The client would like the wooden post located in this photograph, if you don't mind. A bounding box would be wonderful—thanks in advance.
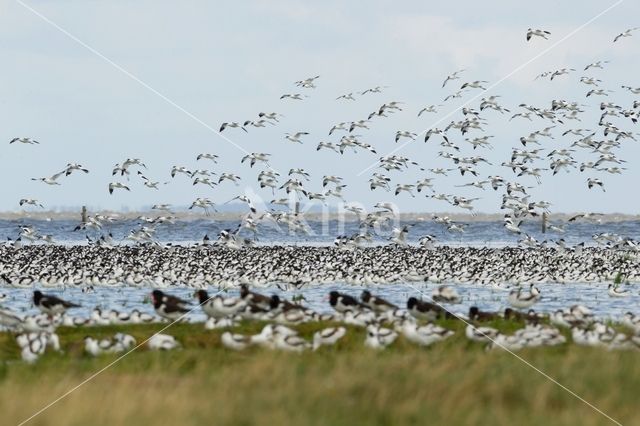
[541,212,547,234]
[81,206,87,223]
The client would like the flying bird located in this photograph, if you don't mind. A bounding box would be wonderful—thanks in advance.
[613,27,639,42]
[418,105,441,116]
[19,199,44,208]
[219,122,247,132]
[295,75,320,88]
[285,132,310,144]
[108,182,130,194]
[10,137,39,145]
[442,69,465,88]
[526,28,551,41]
[64,163,90,176]
[31,171,65,186]
[584,60,609,71]
[280,93,306,100]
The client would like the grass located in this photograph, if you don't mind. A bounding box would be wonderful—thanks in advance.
[0,319,638,426]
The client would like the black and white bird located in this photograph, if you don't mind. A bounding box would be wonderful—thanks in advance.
[19,199,44,208]
[295,75,320,88]
[194,290,246,319]
[360,85,387,95]
[33,290,80,316]
[64,163,90,176]
[312,327,347,350]
[196,153,219,163]
[10,137,39,145]
[613,27,639,42]
[258,112,283,121]
[442,69,465,88]
[108,182,130,194]
[280,93,306,100]
[465,324,499,343]
[584,60,609,71]
[418,234,437,249]
[461,80,489,90]
[239,284,272,311]
[395,131,417,143]
[328,291,366,313]
[150,290,190,320]
[508,284,541,309]
[401,322,454,347]
[360,290,397,313]
[587,178,606,192]
[407,297,447,321]
[431,285,461,304]
[468,306,499,322]
[526,28,550,41]
[221,332,253,350]
[147,334,180,350]
[608,284,630,297]
[336,93,356,101]
[219,122,247,132]
[285,132,310,144]
[418,105,440,116]
[550,68,575,80]
[364,325,398,349]
[621,85,640,94]
[31,171,65,186]
[568,212,603,223]
[218,173,241,185]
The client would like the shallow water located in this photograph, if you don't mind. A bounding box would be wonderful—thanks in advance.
[1,281,638,322]
[2,219,639,319]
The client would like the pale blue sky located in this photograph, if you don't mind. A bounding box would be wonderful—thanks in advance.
[1,0,639,213]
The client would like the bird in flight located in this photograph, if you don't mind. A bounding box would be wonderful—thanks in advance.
[219,122,247,132]
[31,171,65,185]
[418,105,441,116]
[19,199,44,208]
[613,27,639,42]
[526,28,551,41]
[10,137,39,145]
[442,69,465,88]
[108,182,130,194]
[285,132,310,144]
[295,75,320,89]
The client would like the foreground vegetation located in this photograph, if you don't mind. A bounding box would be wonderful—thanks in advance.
[0,319,637,426]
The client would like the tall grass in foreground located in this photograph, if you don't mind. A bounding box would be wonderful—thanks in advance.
[0,320,637,425]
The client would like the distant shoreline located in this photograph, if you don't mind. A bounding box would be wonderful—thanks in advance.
[1,210,639,222]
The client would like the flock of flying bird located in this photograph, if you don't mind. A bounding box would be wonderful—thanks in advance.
[6,27,640,250]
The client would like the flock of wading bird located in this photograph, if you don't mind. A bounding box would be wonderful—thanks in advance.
[1,281,640,362]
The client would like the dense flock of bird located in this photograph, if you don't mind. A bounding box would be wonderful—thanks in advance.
[3,285,640,363]
[0,245,638,288]
[5,27,640,253]
[3,27,640,363]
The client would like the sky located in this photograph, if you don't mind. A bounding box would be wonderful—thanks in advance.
[1,0,639,214]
